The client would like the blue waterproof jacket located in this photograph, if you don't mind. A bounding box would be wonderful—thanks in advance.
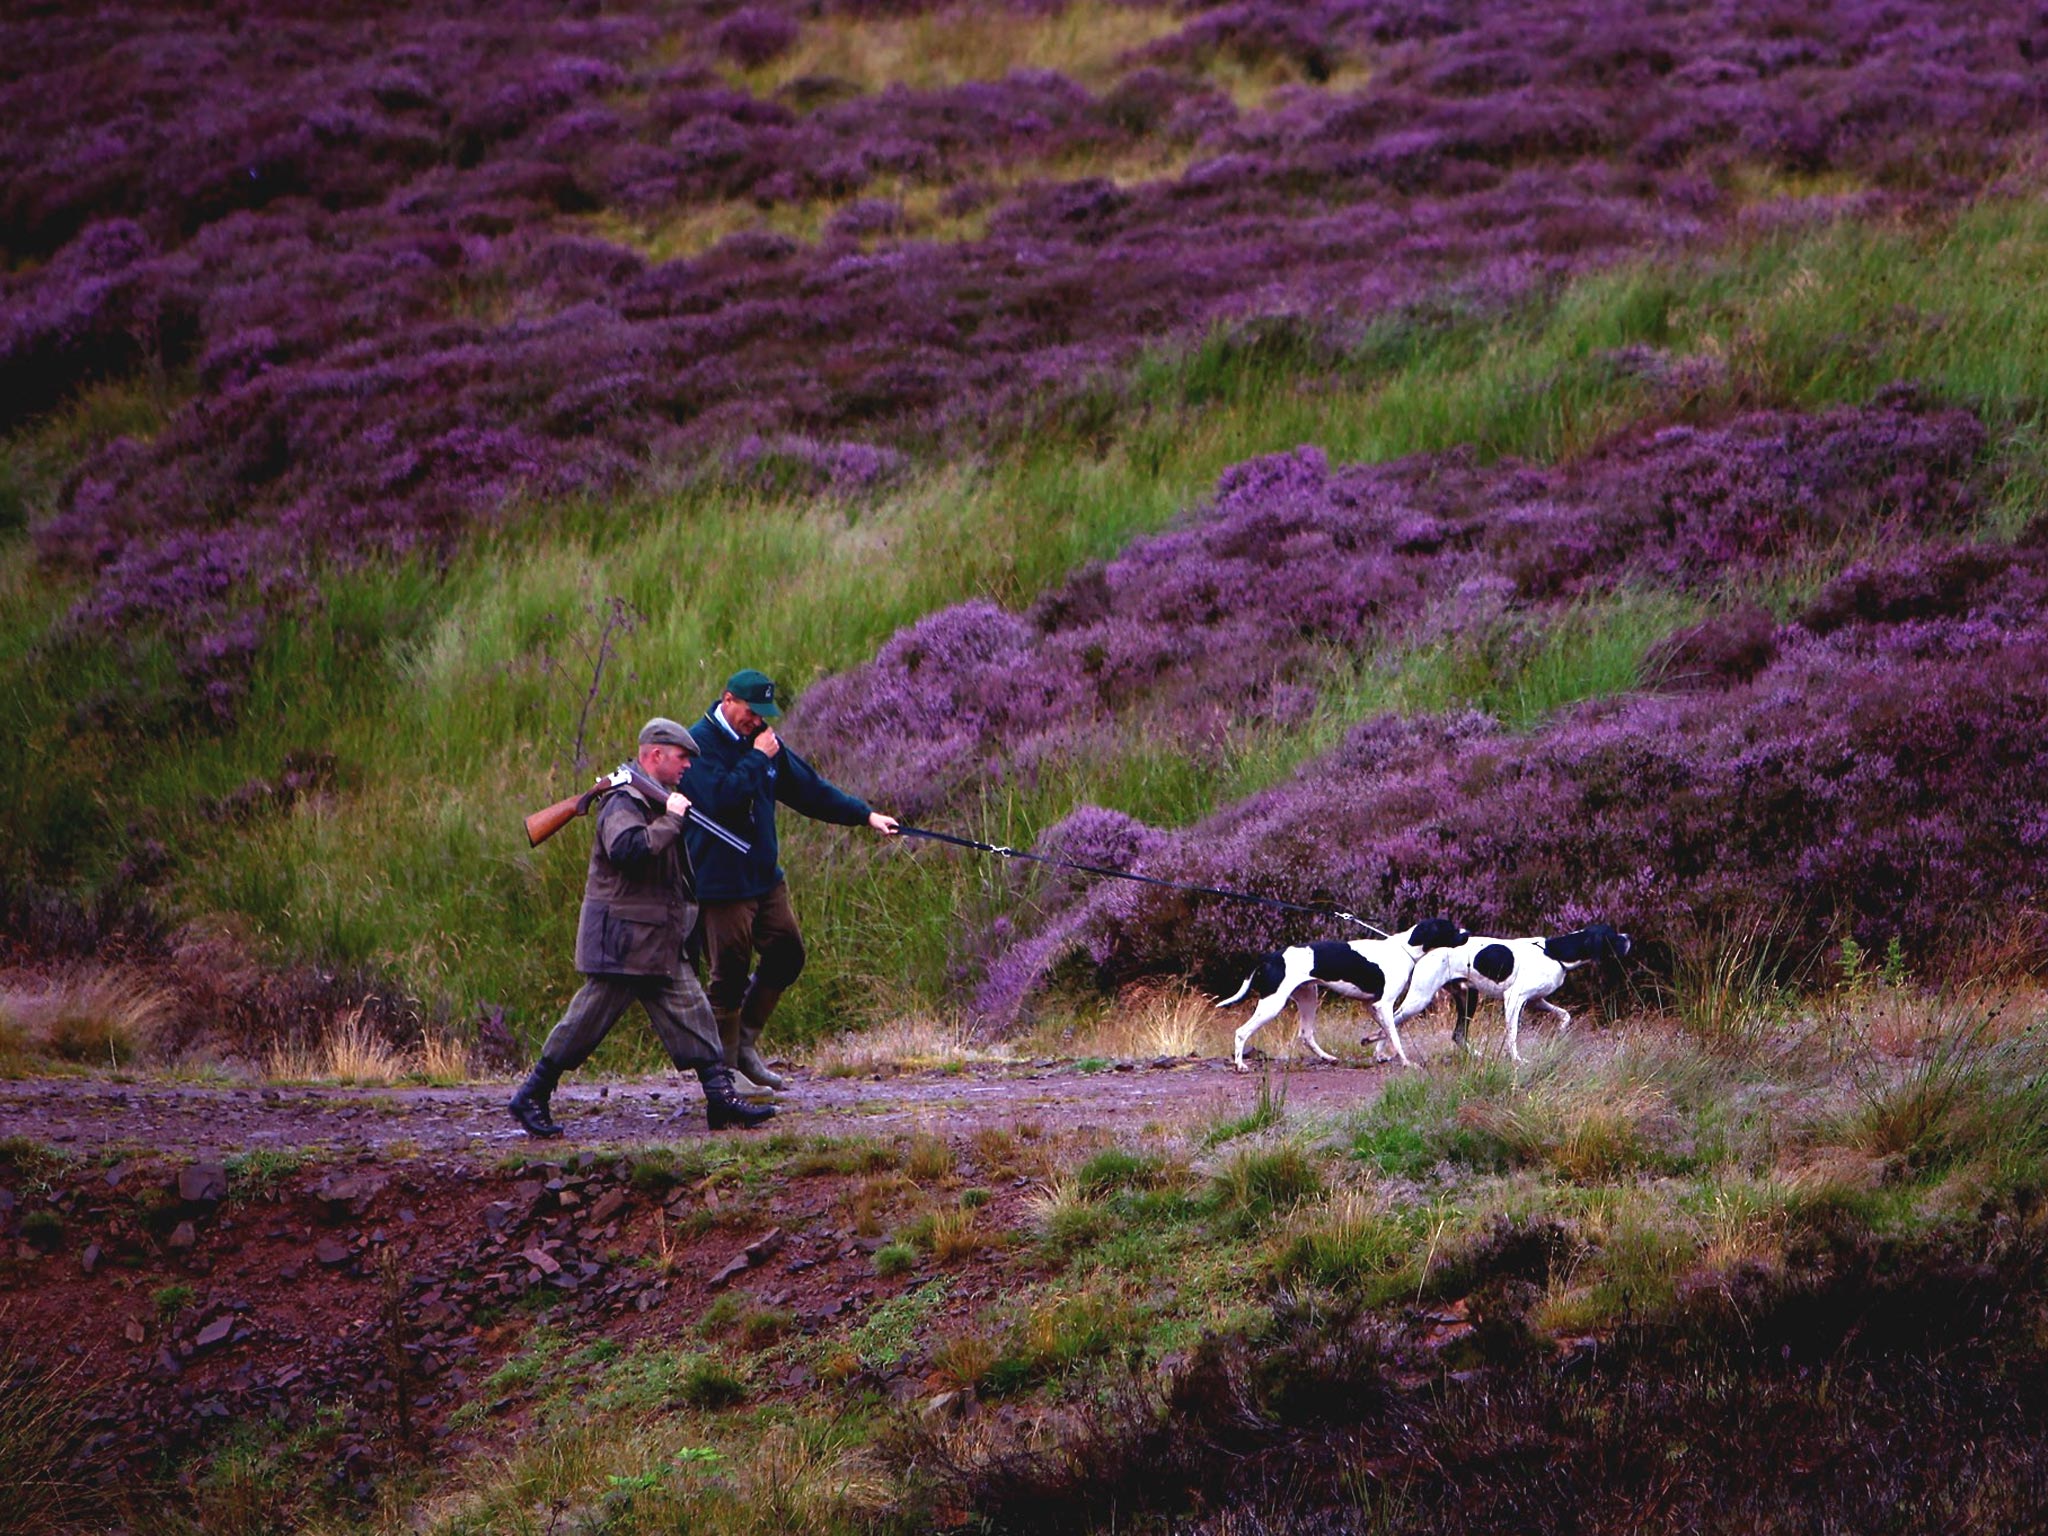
[681,704,873,900]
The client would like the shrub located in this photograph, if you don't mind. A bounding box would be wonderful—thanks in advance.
[1074,1147,1162,1197]
[1209,1144,1324,1224]
[874,1241,917,1277]
[676,1355,748,1410]
[1272,1190,1422,1294]
[983,530,2048,1017]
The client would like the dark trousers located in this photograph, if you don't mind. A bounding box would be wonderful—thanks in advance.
[539,972,721,1072]
[700,880,805,1063]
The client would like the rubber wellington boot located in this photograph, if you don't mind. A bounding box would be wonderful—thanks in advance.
[509,1057,566,1138]
[735,1044,788,1091]
[699,1062,777,1130]
[735,986,789,1089]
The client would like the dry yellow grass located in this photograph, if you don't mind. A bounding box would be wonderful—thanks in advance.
[0,969,175,1067]
[844,1172,914,1238]
[906,1131,957,1182]
[1066,981,1357,1066]
[737,1423,894,1535]
[591,138,1202,265]
[929,1329,999,1391]
[1464,1075,1672,1184]
[811,1012,1014,1077]
[728,0,1186,96]
[1021,1173,1088,1231]
[929,1205,986,1263]
[1063,981,1237,1060]
[410,1028,473,1084]
[265,1009,406,1085]
[261,1014,478,1085]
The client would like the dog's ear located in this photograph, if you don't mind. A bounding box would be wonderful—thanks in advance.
[1543,928,1597,964]
[1413,917,1465,950]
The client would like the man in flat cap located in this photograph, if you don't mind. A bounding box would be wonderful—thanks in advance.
[681,670,899,1090]
[509,717,775,1137]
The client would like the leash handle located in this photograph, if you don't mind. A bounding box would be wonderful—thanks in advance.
[896,824,1392,936]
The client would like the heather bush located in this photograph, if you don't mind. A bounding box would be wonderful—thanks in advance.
[801,401,1984,819]
[7,0,2047,711]
[979,532,2048,1018]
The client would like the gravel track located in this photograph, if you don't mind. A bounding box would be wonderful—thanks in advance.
[0,1056,1400,1159]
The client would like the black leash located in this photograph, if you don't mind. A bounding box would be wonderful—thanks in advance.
[895,824,1389,937]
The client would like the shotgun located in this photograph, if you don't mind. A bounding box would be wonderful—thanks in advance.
[524,763,752,854]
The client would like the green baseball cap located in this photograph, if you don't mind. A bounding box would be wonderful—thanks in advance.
[724,668,783,720]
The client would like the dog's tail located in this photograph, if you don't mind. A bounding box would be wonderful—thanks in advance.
[1214,974,1254,1008]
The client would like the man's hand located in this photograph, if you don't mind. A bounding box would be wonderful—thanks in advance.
[666,791,692,820]
[869,811,900,836]
[753,727,781,758]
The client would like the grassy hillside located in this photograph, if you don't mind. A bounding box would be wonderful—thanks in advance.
[8,195,2048,1056]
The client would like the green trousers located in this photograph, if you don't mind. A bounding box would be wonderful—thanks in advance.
[539,971,721,1071]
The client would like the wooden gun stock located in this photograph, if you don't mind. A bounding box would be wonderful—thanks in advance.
[525,785,599,848]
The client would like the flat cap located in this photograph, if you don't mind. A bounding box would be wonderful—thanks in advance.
[638,716,698,750]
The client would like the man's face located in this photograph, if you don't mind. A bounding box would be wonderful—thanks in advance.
[720,692,766,736]
[641,742,694,788]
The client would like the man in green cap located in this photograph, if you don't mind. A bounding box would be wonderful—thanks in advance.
[509,717,776,1138]
[682,671,899,1090]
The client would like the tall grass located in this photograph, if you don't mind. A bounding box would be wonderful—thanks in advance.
[0,1317,93,1536]
[11,196,2048,1053]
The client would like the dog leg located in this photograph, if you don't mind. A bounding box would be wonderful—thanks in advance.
[1292,987,1340,1063]
[1451,983,1476,1053]
[1534,998,1571,1034]
[1503,992,1530,1063]
[1374,999,1417,1068]
[1233,986,1296,1072]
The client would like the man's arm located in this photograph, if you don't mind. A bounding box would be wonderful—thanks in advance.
[679,743,772,825]
[771,742,887,829]
[596,790,687,869]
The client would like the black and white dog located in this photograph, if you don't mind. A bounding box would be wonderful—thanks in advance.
[1390,924,1632,1062]
[1214,919,1469,1071]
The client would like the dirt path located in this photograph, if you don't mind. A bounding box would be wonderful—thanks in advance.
[0,1056,1398,1159]
[0,1052,1413,1505]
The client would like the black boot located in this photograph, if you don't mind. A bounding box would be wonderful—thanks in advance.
[509,1057,566,1138]
[698,1062,776,1130]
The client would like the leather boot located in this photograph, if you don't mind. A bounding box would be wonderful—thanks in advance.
[698,1062,776,1130]
[509,1057,565,1138]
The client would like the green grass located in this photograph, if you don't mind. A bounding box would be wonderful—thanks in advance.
[9,195,2048,1053]
[96,1000,2048,1530]
[223,1148,313,1201]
